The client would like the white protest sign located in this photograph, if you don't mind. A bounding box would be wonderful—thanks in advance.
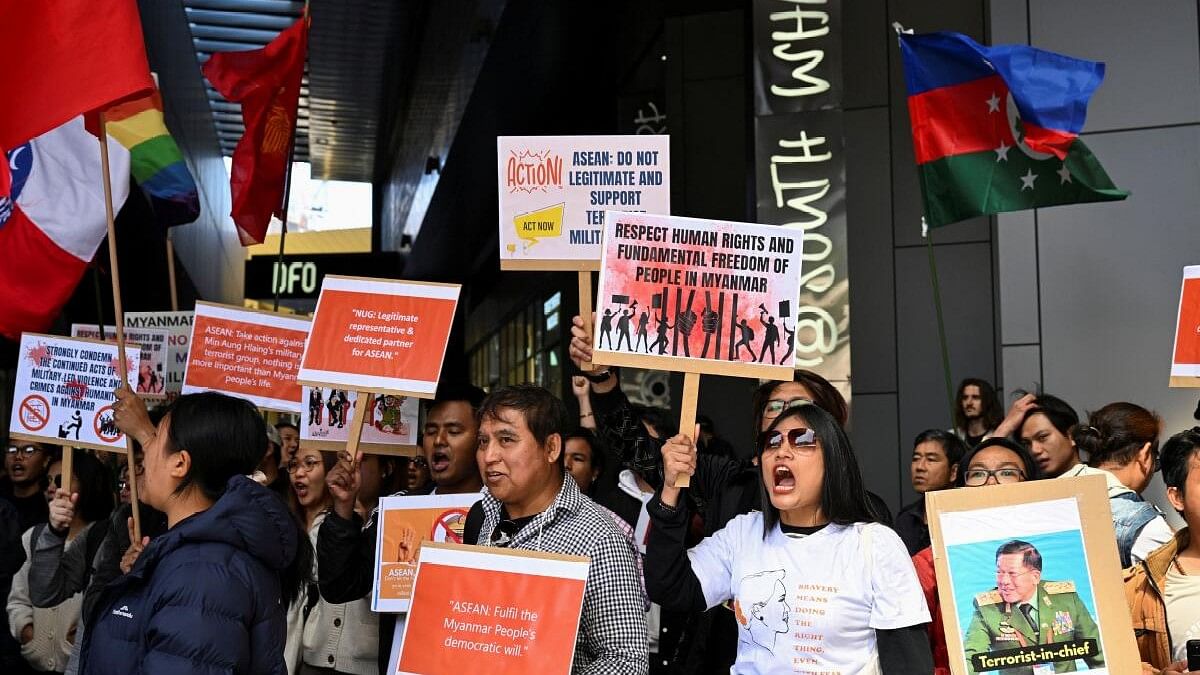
[71,325,169,399]
[9,333,140,452]
[300,385,419,454]
[126,311,194,396]
[497,135,670,271]
[591,211,804,380]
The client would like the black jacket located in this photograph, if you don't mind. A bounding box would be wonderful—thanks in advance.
[78,477,300,675]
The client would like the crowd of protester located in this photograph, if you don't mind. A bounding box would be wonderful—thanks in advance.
[1,313,1198,674]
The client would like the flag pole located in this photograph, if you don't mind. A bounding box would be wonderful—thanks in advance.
[166,234,179,311]
[98,112,142,541]
[924,223,957,428]
[272,138,297,312]
[92,268,107,341]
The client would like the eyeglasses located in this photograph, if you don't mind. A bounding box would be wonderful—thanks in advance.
[285,457,323,474]
[759,427,818,453]
[762,397,812,420]
[6,445,41,457]
[996,568,1036,581]
[963,468,1026,486]
[118,481,129,491]
[410,456,429,469]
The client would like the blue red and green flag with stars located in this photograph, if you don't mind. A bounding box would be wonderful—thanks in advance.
[898,30,1128,227]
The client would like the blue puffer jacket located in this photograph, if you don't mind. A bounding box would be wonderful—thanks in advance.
[78,476,300,675]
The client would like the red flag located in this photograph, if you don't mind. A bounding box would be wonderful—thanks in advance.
[0,0,153,149]
[202,17,308,246]
[0,146,10,202]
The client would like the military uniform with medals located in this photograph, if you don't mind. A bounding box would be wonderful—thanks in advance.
[961,580,1105,674]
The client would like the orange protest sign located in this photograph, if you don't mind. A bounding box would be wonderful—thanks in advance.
[1170,265,1200,387]
[398,543,589,675]
[182,302,310,413]
[372,494,480,612]
[298,276,460,397]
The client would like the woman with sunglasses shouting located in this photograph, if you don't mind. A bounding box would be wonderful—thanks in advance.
[645,402,933,674]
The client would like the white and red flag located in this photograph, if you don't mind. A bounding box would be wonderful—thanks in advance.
[0,119,131,340]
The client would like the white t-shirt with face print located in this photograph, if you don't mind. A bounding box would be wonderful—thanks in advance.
[687,513,930,675]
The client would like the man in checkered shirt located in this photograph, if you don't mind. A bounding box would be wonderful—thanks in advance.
[472,384,649,674]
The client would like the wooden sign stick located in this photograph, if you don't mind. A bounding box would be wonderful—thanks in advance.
[578,271,594,371]
[345,392,371,466]
[674,371,701,488]
[98,113,141,541]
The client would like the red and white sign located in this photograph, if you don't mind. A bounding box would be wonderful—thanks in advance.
[298,276,460,397]
[397,543,589,675]
[8,333,140,452]
[591,211,804,380]
[182,302,310,412]
[1171,265,1200,382]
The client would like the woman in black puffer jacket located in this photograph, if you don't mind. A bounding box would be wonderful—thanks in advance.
[78,390,311,675]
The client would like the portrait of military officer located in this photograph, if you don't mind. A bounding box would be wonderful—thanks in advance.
[962,540,1105,674]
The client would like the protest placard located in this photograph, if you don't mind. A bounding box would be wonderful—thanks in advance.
[1169,265,1200,387]
[397,542,589,675]
[71,324,169,399]
[298,276,460,398]
[926,475,1139,675]
[591,211,804,486]
[591,211,803,380]
[126,311,194,397]
[182,302,309,413]
[301,385,419,455]
[373,495,483,613]
[8,333,140,452]
[497,135,670,272]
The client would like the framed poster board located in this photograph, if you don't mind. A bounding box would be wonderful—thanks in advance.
[926,475,1139,675]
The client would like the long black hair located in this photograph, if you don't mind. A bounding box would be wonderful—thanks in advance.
[757,403,877,537]
[163,392,312,605]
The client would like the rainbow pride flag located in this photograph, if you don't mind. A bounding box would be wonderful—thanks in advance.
[105,88,199,226]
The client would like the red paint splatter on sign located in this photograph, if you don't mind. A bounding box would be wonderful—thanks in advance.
[25,343,50,367]
[64,379,88,401]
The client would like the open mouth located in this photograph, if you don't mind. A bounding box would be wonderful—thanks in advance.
[484,470,505,484]
[293,481,309,499]
[430,452,451,472]
[772,465,796,493]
